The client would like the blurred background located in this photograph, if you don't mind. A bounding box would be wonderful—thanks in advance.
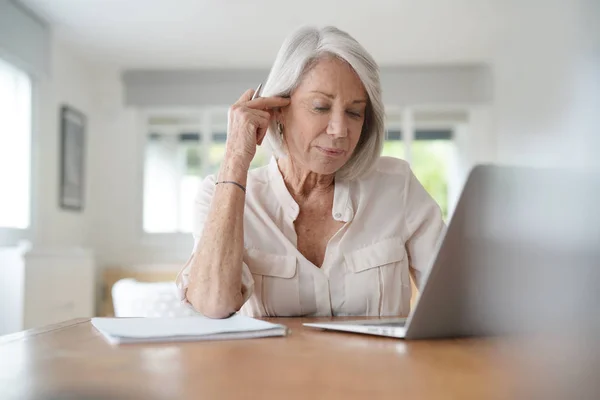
[0,0,598,334]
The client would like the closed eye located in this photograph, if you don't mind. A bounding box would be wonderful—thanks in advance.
[347,110,363,118]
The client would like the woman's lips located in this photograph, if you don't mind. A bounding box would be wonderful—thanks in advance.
[317,146,345,157]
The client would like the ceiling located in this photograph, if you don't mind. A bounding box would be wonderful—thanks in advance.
[20,0,501,69]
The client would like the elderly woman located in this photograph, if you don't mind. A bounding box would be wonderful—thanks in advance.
[177,26,445,318]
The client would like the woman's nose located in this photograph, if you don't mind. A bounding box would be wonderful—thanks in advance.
[326,114,349,138]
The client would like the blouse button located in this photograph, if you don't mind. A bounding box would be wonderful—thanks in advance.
[334,212,342,219]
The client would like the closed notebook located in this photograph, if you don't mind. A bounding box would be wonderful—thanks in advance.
[91,315,289,345]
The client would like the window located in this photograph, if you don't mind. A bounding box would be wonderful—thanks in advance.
[0,58,32,229]
[143,108,461,232]
[143,111,270,234]
[383,129,453,218]
[384,109,462,220]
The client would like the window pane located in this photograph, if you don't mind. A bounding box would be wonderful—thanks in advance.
[179,174,200,233]
[207,134,270,176]
[0,59,32,229]
[382,140,405,160]
[206,139,226,177]
[250,144,271,170]
[143,124,273,233]
[411,140,453,219]
[143,134,183,233]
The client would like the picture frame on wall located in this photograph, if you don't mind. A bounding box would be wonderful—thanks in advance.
[59,105,86,211]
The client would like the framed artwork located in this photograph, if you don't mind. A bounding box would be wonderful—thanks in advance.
[59,105,86,211]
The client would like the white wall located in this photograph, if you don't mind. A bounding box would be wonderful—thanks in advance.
[447,106,496,217]
[0,0,49,78]
[123,65,492,107]
[87,90,194,268]
[39,41,197,268]
[491,1,600,170]
[31,38,101,248]
[573,0,600,170]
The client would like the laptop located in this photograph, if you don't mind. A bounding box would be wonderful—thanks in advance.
[304,164,600,339]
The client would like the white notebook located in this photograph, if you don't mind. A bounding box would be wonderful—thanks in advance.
[91,315,289,345]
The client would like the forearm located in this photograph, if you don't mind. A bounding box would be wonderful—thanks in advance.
[187,156,249,317]
[184,86,289,317]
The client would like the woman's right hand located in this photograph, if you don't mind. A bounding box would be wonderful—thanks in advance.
[224,88,290,169]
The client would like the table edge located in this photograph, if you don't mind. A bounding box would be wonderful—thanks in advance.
[0,318,91,344]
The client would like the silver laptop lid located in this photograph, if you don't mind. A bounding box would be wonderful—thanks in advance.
[405,164,600,339]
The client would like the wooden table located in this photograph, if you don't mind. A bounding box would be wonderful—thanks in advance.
[1,318,598,400]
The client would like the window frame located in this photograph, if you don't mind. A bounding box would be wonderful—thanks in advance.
[137,107,231,241]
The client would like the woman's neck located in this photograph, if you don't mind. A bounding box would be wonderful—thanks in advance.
[277,157,335,201]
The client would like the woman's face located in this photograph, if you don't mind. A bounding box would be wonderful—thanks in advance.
[279,56,368,175]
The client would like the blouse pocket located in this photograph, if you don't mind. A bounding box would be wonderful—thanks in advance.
[344,237,410,316]
[243,248,300,317]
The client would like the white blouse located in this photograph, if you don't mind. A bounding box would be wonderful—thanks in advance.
[177,156,445,317]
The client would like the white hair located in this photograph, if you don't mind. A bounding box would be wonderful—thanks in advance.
[261,26,385,181]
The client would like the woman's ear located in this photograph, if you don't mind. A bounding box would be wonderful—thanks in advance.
[272,106,285,123]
